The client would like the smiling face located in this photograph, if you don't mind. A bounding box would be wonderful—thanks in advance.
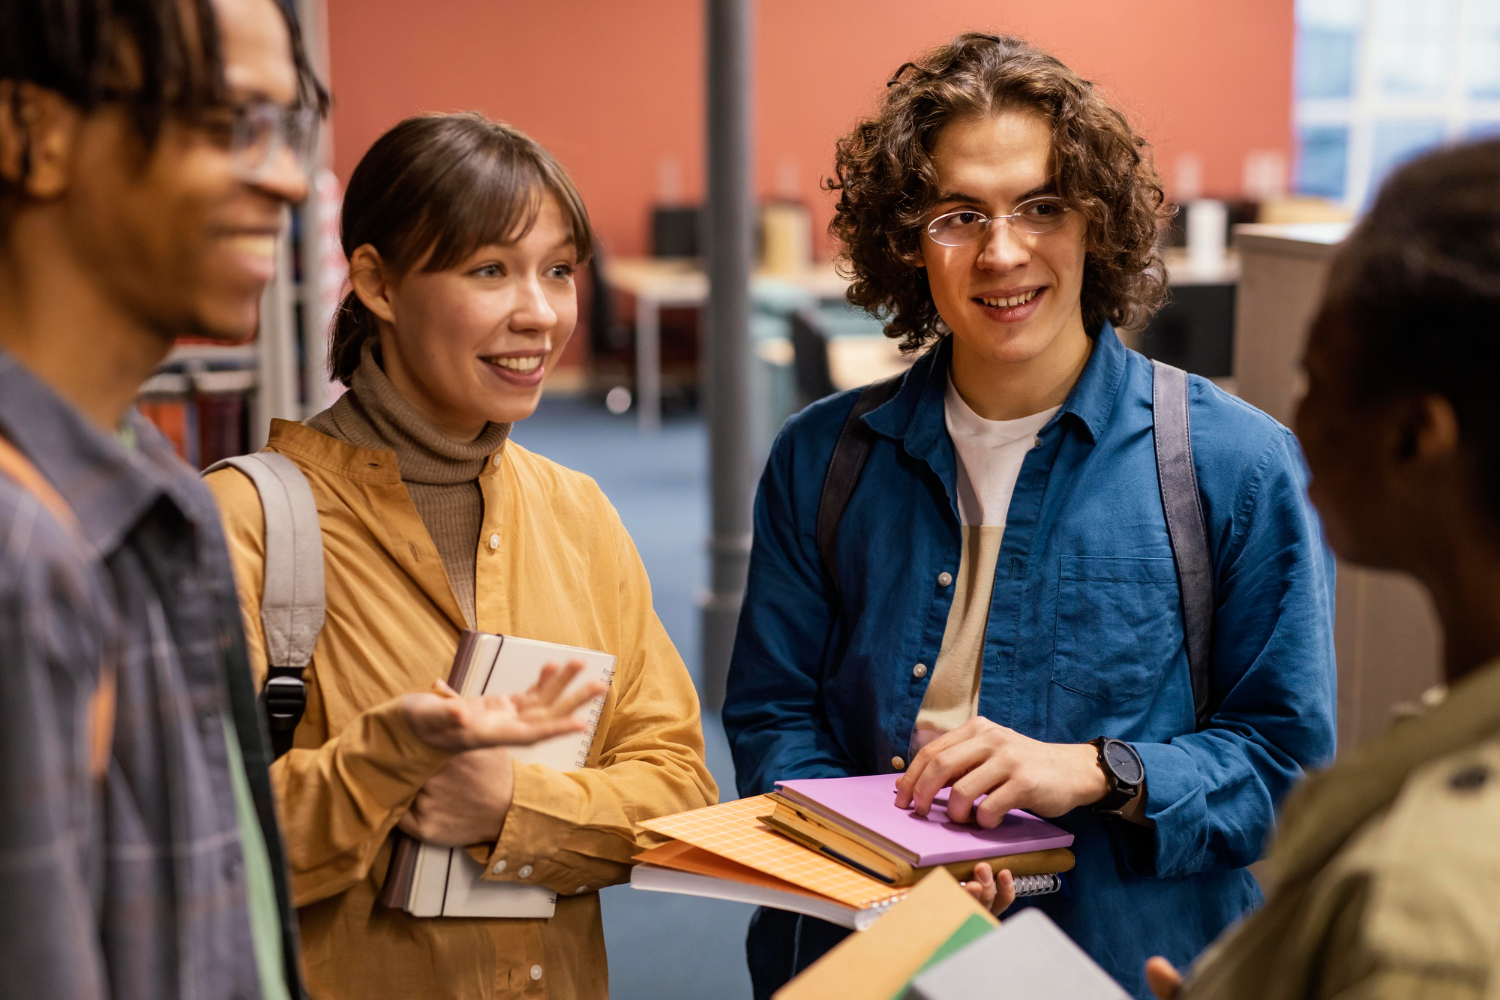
[66,0,308,344]
[920,110,1090,380]
[359,195,580,439]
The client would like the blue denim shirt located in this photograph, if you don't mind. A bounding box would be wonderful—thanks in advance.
[724,326,1337,998]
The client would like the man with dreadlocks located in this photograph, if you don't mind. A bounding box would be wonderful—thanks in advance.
[0,2,592,998]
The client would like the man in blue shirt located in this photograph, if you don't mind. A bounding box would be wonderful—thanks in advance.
[723,33,1336,1000]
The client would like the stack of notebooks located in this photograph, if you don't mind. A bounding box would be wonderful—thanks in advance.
[632,773,1074,930]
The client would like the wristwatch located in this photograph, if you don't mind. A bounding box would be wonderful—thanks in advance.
[1090,737,1145,816]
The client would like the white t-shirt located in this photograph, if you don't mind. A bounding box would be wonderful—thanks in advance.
[943,376,1059,528]
[911,379,1059,749]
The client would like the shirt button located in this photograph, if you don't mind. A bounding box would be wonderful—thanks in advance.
[937,572,953,587]
[912,663,928,679]
[488,533,500,550]
[492,860,507,874]
[891,756,906,770]
[517,864,534,879]
[492,453,503,467]
[530,965,543,981]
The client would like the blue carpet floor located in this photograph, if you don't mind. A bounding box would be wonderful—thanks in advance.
[510,395,755,1000]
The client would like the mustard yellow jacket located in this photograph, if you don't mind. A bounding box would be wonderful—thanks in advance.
[206,419,717,1000]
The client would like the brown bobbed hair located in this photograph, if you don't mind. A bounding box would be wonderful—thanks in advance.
[827,32,1170,351]
[329,111,594,385]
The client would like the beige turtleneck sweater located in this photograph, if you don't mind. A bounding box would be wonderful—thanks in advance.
[305,341,510,629]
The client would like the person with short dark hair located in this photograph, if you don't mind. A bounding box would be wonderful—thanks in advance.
[1148,137,1500,1000]
[723,33,1337,998]
[0,3,593,998]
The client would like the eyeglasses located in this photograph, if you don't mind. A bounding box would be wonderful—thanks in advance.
[924,196,1071,247]
[222,101,320,183]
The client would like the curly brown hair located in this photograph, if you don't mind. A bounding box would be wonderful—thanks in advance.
[826,32,1170,351]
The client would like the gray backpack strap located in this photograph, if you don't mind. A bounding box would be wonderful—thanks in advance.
[204,453,325,757]
[1151,361,1215,729]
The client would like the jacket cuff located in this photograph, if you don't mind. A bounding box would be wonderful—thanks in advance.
[473,763,609,895]
[1129,741,1209,878]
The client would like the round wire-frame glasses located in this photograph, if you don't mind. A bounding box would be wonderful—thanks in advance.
[924,196,1071,247]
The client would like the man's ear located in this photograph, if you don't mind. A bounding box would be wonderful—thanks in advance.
[348,244,398,325]
[0,82,80,200]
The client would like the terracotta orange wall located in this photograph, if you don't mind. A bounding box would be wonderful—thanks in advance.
[326,0,1293,258]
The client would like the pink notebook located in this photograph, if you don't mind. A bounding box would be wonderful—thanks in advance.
[773,773,1075,867]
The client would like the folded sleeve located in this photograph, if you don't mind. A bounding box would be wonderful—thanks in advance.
[1131,427,1338,878]
[722,411,863,797]
[205,468,453,907]
[476,507,718,895]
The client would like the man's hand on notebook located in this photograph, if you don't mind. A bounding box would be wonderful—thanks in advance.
[894,717,1109,825]
[959,861,1017,915]
[403,660,607,753]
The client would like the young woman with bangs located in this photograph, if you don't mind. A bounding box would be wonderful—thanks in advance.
[206,112,716,1000]
[724,34,1336,999]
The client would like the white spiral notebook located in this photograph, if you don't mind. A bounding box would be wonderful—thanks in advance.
[380,631,614,918]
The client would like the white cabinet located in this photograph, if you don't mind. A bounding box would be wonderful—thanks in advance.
[1234,223,1443,751]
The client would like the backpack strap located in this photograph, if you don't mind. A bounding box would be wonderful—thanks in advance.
[1151,361,1216,729]
[0,434,116,780]
[205,453,325,758]
[815,376,904,598]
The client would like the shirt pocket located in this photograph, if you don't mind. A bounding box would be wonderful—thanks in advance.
[1051,555,1181,705]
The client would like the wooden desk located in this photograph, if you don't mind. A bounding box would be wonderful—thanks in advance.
[604,257,849,432]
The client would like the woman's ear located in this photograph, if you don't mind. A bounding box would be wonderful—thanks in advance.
[1394,393,1461,464]
[348,244,398,325]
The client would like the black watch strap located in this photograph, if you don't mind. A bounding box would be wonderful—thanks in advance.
[1091,737,1142,815]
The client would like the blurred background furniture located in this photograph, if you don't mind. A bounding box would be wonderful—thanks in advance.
[1233,222,1443,751]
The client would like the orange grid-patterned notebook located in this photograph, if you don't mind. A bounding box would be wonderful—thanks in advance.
[638,795,905,911]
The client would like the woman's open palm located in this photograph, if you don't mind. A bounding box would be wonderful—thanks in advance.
[403,660,607,753]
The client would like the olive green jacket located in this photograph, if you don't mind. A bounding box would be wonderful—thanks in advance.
[1184,659,1500,1000]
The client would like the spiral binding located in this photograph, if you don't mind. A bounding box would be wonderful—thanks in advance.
[866,871,1061,918]
[574,660,616,767]
[1013,873,1063,897]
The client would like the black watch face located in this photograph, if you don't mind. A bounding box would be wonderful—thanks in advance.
[1104,741,1144,785]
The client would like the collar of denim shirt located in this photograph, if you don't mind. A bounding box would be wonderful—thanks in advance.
[863,321,1130,472]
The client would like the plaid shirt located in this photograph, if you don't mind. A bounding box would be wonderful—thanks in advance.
[0,347,302,1000]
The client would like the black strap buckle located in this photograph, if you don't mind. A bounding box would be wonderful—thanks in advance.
[263,669,306,732]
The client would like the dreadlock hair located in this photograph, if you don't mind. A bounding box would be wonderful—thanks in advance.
[0,0,326,179]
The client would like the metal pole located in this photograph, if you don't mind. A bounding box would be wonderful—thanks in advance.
[699,0,754,711]
[296,0,334,418]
